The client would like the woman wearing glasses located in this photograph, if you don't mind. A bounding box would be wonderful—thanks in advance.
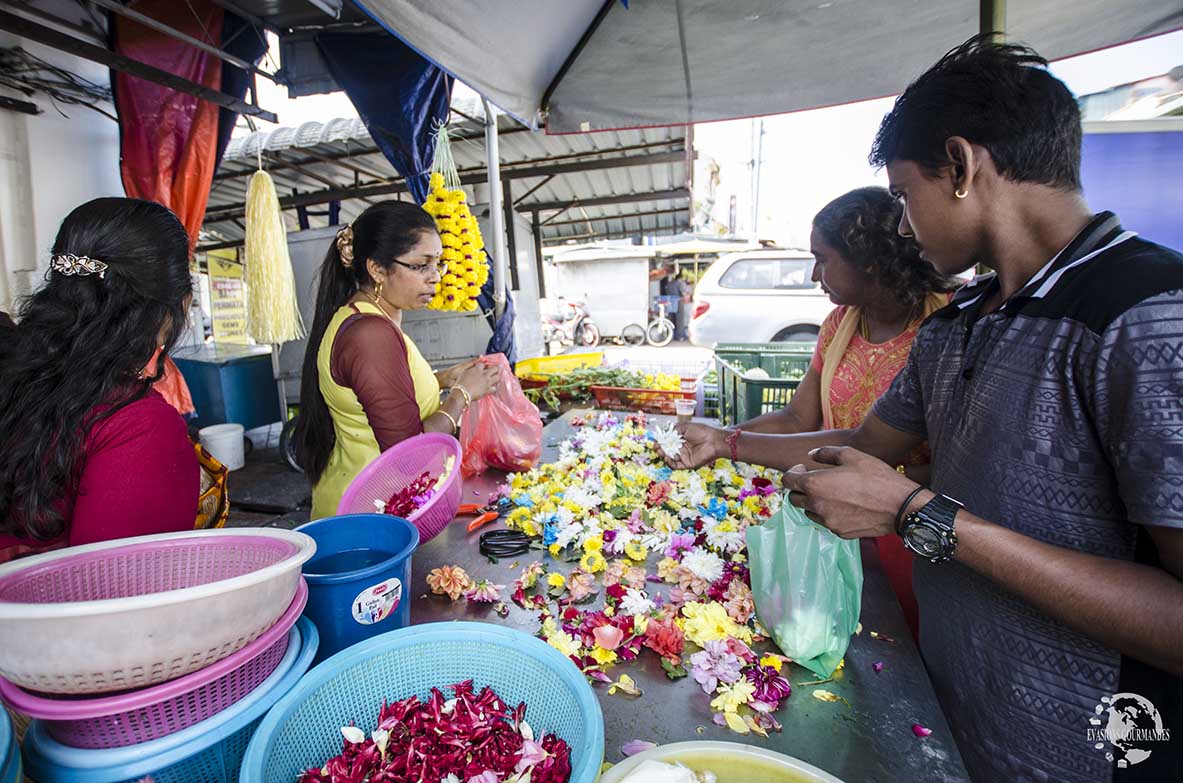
[295,201,500,519]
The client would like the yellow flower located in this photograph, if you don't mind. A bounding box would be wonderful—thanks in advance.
[547,631,581,658]
[649,509,679,534]
[429,172,445,190]
[580,551,606,573]
[656,557,680,582]
[759,654,783,672]
[546,572,567,589]
[506,506,532,528]
[583,534,604,553]
[590,646,618,667]
[548,543,562,557]
[681,601,752,646]
[710,680,756,714]
[633,614,650,635]
[624,540,648,561]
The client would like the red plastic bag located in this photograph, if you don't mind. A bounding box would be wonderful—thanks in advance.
[459,354,543,477]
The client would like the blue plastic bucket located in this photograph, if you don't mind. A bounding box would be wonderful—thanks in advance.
[297,513,419,663]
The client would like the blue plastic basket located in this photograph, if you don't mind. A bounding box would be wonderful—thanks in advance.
[241,622,605,783]
[21,618,317,783]
[0,707,19,783]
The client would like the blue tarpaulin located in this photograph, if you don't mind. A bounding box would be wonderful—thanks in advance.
[315,31,452,203]
[316,31,516,360]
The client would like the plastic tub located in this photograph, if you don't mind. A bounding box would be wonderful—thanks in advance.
[599,741,846,783]
[336,432,463,543]
[240,622,603,783]
[0,528,315,694]
[1,580,308,749]
[0,706,18,783]
[297,514,419,663]
[20,617,317,783]
[199,423,245,470]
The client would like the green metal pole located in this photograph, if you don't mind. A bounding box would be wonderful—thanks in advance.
[980,0,1007,38]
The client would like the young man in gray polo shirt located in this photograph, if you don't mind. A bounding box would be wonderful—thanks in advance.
[671,35,1181,783]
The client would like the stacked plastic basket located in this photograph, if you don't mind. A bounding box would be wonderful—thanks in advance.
[0,529,319,783]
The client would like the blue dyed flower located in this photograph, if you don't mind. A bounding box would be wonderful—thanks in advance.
[654,466,672,482]
[705,497,728,521]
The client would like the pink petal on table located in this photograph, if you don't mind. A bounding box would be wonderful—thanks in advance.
[589,670,612,683]
[593,624,625,651]
[621,740,657,757]
[912,723,932,738]
[873,661,885,673]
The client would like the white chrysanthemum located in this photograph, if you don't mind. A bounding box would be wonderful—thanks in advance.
[706,526,746,554]
[553,522,584,550]
[682,548,725,582]
[713,466,736,485]
[619,588,656,616]
[653,424,684,458]
[564,485,602,512]
[673,474,708,508]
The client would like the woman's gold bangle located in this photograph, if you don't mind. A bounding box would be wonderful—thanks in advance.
[439,409,459,435]
[449,385,472,407]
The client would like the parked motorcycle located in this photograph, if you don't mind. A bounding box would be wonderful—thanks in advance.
[543,300,601,349]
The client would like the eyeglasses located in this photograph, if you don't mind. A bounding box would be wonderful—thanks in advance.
[392,259,448,276]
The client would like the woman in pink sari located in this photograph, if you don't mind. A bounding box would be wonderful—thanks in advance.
[737,187,958,638]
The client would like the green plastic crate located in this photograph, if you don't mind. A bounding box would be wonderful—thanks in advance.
[713,342,815,375]
[716,353,812,426]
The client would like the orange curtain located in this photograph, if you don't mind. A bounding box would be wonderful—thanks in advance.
[112,0,223,253]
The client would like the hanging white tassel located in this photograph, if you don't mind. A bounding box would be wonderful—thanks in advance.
[244,169,305,343]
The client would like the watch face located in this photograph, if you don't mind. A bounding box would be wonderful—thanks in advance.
[905,523,943,557]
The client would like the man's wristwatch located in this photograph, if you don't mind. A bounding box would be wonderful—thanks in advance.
[898,493,963,563]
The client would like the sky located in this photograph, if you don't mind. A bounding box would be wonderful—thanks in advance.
[693,29,1183,246]
[242,29,1183,247]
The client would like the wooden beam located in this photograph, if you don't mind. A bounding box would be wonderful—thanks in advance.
[0,9,277,122]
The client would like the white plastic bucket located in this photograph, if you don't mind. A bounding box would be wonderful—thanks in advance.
[199,423,246,471]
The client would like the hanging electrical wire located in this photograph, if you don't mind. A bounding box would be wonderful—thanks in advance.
[0,46,116,121]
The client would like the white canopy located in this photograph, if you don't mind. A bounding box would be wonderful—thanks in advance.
[355,0,1183,132]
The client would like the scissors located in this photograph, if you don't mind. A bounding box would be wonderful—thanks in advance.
[457,497,511,533]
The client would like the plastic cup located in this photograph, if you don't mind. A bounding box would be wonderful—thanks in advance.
[674,398,696,423]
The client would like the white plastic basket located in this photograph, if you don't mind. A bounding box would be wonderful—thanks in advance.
[0,529,315,695]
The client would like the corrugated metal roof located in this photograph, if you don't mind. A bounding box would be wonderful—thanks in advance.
[201,112,690,248]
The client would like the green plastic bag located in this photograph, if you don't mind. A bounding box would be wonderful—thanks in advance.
[746,498,863,677]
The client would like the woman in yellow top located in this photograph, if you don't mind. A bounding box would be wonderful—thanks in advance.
[294,201,499,519]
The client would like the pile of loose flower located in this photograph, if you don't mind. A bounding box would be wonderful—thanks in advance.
[299,681,571,783]
[375,455,455,518]
[427,413,794,736]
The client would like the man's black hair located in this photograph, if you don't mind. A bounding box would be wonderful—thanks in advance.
[870,34,1082,190]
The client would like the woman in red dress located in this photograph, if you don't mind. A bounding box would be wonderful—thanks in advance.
[0,198,199,563]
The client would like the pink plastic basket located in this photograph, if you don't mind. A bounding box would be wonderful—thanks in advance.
[336,432,463,543]
[0,579,308,749]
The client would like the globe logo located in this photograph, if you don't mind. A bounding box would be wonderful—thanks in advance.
[1087,692,1171,768]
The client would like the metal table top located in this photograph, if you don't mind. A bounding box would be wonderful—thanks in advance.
[410,409,970,783]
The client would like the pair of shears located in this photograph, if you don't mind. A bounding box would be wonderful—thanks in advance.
[457,498,509,533]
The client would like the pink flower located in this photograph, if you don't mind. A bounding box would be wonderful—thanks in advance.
[647,481,672,506]
[642,617,685,663]
[723,579,755,624]
[516,739,549,772]
[602,560,628,587]
[593,624,625,651]
[664,532,696,560]
[464,579,504,603]
[468,774,499,783]
[744,664,792,705]
[912,723,933,738]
